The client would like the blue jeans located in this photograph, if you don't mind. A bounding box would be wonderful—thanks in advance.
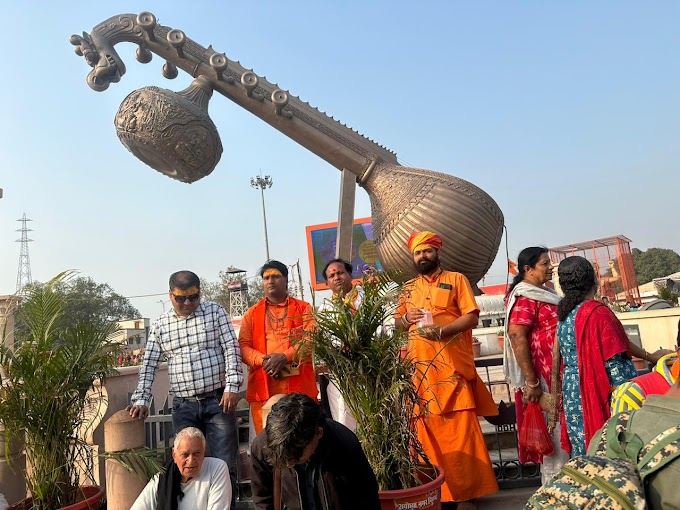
[172,395,238,505]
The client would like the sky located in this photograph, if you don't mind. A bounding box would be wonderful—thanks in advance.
[1,1,679,319]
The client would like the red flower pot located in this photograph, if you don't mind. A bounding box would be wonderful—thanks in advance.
[8,485,104,510]
[472,340,482,358]
[379,465,445,510]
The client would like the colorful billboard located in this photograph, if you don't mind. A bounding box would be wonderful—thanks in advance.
[305,217,383,291]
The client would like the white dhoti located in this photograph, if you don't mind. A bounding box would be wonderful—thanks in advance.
[326,380,356,431]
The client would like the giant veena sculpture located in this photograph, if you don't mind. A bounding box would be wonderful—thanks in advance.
[71,12,504,283]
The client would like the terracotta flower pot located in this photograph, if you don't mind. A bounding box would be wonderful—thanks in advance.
[379,465,445,510]
[472,340,482,359]
[497,335,504,351]
[8,486,104,510]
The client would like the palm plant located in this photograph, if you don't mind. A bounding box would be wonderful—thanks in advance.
[308,273,445,491]
[0,272,122,509]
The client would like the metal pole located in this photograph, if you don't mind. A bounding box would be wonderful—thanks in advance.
[296,259,304,301]
[250,175,273,261]
[260,185,270,260]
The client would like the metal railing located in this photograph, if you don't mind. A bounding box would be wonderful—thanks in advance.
[475,355,541,489]
[140,362,545,501]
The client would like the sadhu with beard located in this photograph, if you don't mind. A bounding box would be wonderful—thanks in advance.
[394,232,499,508]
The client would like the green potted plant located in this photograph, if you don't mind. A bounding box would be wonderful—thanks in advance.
[0,272,122,510]
[307,273,447,508]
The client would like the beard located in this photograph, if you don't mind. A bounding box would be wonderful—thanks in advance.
[415,255,439,275]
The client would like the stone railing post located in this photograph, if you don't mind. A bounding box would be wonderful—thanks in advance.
[104,410,147,510]
[0,424,26,506]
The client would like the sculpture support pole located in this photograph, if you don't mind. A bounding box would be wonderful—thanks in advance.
[335,169,356,262]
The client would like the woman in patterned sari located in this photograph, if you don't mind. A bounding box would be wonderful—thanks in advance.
[505,246,568,482]
[556,256,664,457]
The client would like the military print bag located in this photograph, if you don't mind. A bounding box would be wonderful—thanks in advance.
[525,411,680,510]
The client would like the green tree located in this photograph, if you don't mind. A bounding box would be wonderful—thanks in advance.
[201,270,265,313]
[199,278,230,309]
[247,277,265,303]
[0,272,123,508]
[658,287,679,305]
[16,276,140,336]
[632,248,680,285]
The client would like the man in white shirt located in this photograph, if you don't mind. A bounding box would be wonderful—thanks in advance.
[132,427,231,510]
[320,258,362,430]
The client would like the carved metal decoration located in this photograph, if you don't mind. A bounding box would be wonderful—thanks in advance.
[71,12,504,283]
[114,76,222,183]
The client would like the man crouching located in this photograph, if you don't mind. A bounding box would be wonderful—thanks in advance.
[251,393,380,510]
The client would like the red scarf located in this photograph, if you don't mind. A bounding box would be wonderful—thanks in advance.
[563,300,630,454]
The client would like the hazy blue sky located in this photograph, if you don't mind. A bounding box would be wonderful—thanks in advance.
[2,2,679,319]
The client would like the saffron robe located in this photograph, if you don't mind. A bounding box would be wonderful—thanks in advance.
[396,269,498,502]
[239,297,317,433]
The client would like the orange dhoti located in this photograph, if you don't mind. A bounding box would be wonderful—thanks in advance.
[416,410,498,502]
[250,377,293,435]
[396,268,499,502]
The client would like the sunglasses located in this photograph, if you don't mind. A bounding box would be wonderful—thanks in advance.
[172,293,200,303]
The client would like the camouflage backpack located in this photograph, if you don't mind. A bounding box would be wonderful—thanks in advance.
[526,411,680,510]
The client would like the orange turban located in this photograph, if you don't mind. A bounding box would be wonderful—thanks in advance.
[407,231,443,253]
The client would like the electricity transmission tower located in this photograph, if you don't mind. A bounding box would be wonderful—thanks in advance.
[15,213,33,296]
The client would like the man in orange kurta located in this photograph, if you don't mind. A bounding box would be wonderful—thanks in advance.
[395,232,499,505]
[238,260,317,434]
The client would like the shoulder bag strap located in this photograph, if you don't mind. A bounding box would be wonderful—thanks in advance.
[604,411,644,460]
[638,424,680,481]
[274,467,281,510]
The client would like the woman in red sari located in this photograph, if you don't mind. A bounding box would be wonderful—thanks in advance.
[505,246,568,483]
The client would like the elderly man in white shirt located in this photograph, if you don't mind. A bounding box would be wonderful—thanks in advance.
[131,427,230,510]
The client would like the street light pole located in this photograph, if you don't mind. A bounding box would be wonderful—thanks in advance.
[250,174,273,260]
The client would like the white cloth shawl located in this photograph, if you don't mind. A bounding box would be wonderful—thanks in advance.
[503,282,561,389]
